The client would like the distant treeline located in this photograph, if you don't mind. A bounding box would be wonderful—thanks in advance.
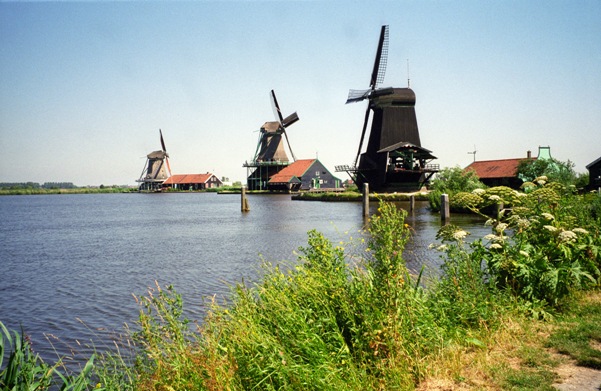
[0,182,77,190]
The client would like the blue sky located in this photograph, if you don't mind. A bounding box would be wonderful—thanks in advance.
[1,1,600,186]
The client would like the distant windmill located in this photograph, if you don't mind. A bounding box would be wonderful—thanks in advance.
[244,90,299,190]
[468,145,477,162]
[336,25,439,192]
[136,129,172,192]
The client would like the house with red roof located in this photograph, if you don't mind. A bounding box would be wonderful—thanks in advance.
[162,173,223,190]
[267,159,342,192]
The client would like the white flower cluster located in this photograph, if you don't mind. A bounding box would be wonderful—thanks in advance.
[558,230,578,243]
[452,230,469,240]
[489,195,501,202]
[572,228,589,235]
[541,212,555,221]
[483,233,504,243]
[494,223,508,234]
[472,188,486,195]
[544,225,557,232]
[490,243,503,249]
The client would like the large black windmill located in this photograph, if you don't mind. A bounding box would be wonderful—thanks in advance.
[244,90,300,190]
[137,129,172,192]
[336,25,439,192]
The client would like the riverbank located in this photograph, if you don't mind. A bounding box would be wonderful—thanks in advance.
[291,189,431,202]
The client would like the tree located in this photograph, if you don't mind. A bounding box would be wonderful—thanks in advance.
[429,166,486,193]
[516,158,578,187]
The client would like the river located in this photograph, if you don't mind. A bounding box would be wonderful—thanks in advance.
[0,192,487,368]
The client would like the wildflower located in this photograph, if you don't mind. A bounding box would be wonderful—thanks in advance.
[489,195,501,202]
[541,212,555,221]
[543,225,557,232]
[472,188,486,195]
[485,219,495,226]
[558,230,577,243]
[436,244,448,252]
[483,234,498,241]
[519,250,529,257]
[495,223,508,234]
[490,243,503,249]
[452,230,469,240]
[573,228,589,235]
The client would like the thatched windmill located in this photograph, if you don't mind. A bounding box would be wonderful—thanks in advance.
[136,129,172,192]
[336,25,439,192]
[244,90,299,190]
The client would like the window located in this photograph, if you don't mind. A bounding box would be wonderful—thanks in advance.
[315,171,320,177]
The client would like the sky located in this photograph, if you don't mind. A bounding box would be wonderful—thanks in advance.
[1,1,600,186]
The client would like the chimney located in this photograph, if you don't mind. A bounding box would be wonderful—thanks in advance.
[527,150,531,159]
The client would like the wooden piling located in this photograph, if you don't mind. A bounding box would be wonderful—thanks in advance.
[362,183,369,218]
[441,193,450,222]
[241,186,250,212]
[409,194,415,212]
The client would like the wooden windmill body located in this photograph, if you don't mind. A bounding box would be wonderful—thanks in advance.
[244,90,299,191]
[137,129,172,192]
[336,25,439,192]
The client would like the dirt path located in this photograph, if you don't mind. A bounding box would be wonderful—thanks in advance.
[552,362,601,390]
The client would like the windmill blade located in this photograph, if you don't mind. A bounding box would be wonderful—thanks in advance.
[270,89,284,124]
[282,112,299,128]
[346,89,372,104]
[369,25,389,89]
[165,156,172,177]
[353,104,372,168]
[159,128,167,152]
[283,129,296,162]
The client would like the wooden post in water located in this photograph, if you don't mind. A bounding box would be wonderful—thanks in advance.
[241,186,250,212]
[441,193,450,222]
[409,195,415,213]
[362,183,369,218]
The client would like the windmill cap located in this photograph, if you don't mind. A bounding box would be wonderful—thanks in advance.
[373,88,416,105]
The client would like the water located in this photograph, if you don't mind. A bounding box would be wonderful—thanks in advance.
[0,193,487,367]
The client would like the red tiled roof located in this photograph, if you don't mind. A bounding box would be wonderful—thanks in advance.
[268,159,316,183]
[465,158,533,179]
[163,173,215,185]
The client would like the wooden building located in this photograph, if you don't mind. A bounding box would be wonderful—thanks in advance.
[267,159,342,192]
[586,156,601,191]
[162,173,223,190]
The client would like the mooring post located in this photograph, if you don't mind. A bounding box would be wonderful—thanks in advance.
[441,193,450,222]
[362,183,369,218]
[241,186,250,212]
[409,194,415,213]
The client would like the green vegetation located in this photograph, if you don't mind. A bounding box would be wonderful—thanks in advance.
[292,190,429,202]
[516,157,587,189]
[427,166,486,211]
[0,186,136,195]
[2,181,600,390]
[0,322,97,390]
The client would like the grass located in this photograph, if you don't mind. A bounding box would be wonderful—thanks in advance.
[546,291,601,369]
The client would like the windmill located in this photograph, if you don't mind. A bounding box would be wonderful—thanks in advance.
[336,25,439,192]
[244,90,299,190]
[136,129,172,192]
